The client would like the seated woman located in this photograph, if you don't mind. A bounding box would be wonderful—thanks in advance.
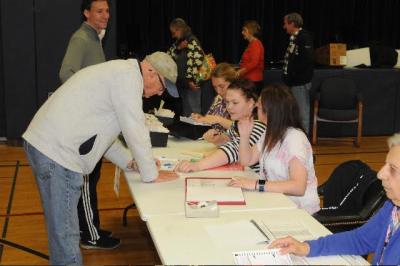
[177,79,265,173]
[191,63,236,145]
[229,83,320,214]
[270,134,400,265]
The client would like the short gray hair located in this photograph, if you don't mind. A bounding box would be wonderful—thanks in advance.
[285,12,303,28]
[388,133,400,148]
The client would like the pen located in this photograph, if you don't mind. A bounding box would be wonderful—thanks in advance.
[181,151,204,158]
[250,219,270,242]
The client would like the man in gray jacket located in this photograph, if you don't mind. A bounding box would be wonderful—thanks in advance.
[59,0,108,83]
[23,52,179,265]
[59,0,118,250]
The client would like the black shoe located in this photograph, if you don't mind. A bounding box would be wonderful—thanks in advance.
[80,229,112,239]
[98,229,112,237]
[80,236,121,250]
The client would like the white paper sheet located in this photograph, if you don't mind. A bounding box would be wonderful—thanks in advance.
[186,178,245,204]
[266,222,314,241]
[205,220,267,249]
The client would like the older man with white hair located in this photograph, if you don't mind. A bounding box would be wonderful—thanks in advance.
[23,51,179,265]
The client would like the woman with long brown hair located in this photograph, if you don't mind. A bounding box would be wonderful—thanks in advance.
[229,83,319,214]
[177,79,265,173]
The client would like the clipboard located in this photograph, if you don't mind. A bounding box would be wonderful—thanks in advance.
[185,177,246,205]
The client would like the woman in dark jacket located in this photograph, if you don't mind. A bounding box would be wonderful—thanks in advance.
[168,18,204,116]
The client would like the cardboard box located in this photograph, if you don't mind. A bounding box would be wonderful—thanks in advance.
[315,43,347,66]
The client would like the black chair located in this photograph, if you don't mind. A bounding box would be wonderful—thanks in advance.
[312,77,363,147]
[313,160,386,233]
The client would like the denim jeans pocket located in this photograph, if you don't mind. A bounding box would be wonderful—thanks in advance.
[24,141,55,182]
[65,168,83,193]
[37,161,56,181]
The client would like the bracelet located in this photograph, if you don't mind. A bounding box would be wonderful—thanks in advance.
[254,180,258,190]
[258,179,266,192]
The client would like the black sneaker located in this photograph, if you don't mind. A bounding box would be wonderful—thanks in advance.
[80,229,112,239]
[80,236,121,250]
[98,229,112,237]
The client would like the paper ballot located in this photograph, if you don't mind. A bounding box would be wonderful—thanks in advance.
[233,249,293,265]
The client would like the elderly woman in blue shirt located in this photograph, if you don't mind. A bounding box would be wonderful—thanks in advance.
[270,133,400,265]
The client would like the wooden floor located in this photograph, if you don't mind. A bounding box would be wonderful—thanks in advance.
[0,136,389,265]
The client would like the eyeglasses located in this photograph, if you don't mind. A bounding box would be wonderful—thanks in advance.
[157,74,166,93]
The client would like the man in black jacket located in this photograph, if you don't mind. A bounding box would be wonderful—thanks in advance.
[282,13,314,134]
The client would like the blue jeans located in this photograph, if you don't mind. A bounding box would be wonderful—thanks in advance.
[24,141,83,266]
[291,82,311,135]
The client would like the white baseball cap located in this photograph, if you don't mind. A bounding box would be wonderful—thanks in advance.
[145,51,179,98]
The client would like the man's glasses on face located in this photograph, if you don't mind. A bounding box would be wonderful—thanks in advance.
[157,74,166,93]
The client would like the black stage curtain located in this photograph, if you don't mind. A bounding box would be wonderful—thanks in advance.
[117,0,400,64]
[0,3,5,137]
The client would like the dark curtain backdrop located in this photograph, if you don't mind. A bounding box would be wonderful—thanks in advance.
[116,0,400,64]
[0,0,117,140]
[0,2,5,137]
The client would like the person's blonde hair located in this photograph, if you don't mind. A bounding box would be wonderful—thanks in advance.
[388,133,400,148]
[211,63,237,83]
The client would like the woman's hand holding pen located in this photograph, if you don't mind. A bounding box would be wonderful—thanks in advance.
[175,160,201,173]
[228,176,257,190]
[203,129,221,142]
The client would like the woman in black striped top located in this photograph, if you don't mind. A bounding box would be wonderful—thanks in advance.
[176,79,266,173]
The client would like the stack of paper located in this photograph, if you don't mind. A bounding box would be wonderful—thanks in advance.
[180,116,210,126]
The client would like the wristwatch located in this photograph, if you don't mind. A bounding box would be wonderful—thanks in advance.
[258,179,266,192]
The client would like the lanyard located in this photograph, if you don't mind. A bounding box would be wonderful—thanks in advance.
[379,206,400,265]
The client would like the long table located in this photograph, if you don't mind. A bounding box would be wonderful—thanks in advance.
[124,137,296,221]
[124,137,368,265]
[146,208,368,265]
